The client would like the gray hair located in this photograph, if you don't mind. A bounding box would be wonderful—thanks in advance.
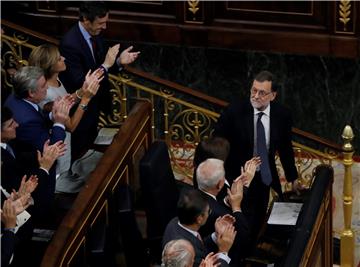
[13,66,44,99]
[161,239,194,267]
[196,158,225,191]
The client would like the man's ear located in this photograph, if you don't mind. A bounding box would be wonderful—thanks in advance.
[270,91,277,101]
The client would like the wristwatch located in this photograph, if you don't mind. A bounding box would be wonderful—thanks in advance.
[80,104,88,111]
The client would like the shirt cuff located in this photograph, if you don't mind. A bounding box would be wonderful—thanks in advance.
[53,123,65,130]
[217,252,231,264]
[39,167,49,175]
[101,64,108,73]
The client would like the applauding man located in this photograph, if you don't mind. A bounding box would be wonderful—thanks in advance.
[59,1,140,158]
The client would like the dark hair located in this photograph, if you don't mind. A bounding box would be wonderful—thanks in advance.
[177,189,208,225]
[1,107,13,128]
[254,70,277,92]
[193,137,230,168]
[79,1,109,22]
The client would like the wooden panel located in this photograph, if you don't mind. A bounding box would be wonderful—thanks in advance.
[40,101,152,267]
[1,1,359,58]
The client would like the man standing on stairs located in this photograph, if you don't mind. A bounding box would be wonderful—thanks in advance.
[214,70,302,242]
[59,1,140,160]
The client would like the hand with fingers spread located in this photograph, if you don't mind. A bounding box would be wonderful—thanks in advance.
[52,96,72,125]
[216,223,236,253]
[227,178,244,212]
[119,46,140,65]
[200,252,221,267]
[38,140,66,171]
[14,175,38,198]
[214,214,235,237]
[80,68,104,100]
[8,192,31,214]
[1,199,17,228]
[235,157,261,187]
[103,44,120,69]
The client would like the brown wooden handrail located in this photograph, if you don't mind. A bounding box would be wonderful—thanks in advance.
[1,19,344,153]
[1,19,59,45]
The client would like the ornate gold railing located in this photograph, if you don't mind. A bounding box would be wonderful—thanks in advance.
[1,19,356,266]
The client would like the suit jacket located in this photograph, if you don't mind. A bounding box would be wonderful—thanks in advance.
[59,23,111,159]
[214,99,297,196]
[1,144,55,224]
[1,230,16,267]
[162,217,229,267]
[4,94,65,152]
[199,192,251,265]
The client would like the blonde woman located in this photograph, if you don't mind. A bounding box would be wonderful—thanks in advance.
[28,44,103,193]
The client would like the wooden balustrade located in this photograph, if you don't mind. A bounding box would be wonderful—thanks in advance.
[40,101,152,267]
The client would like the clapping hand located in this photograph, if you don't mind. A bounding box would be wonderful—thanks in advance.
[38,140,66,171]
[1,199,17,228]
[13,174,38,197]
[52,95,73,124]
[8,192,32,214]
[235,157,261,187]
[216,223,236,253]
[215,214,235,237]
[80,68,104,100]
[227,178,244,212]
[200,252,221,267]
[119,46,140,65]
[103,44,120,69]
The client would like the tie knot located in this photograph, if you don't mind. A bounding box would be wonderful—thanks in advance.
[257,112,264,120]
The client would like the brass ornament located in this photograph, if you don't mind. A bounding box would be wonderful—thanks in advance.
[339,0,351,31]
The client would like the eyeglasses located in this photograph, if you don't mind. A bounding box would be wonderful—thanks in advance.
[250,88,273,98]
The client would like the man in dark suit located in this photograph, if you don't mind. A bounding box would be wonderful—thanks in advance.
[196,158,260,266]
[214,70,301,241]
[162,189,236,267]
[1,106,65,225]
[4,66,68,152]
[59,1,140,159]
[4,66,69,223]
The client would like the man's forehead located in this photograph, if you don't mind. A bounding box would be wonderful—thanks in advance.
[252,80,272,91]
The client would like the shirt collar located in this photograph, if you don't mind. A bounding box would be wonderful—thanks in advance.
[78,21,92,42]
[23,99,39,111]
[200,189,217,200]
[177,220,199,238]
[0,142,7,150]
[254,104,271,117]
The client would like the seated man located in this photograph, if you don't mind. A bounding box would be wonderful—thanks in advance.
[4,66,69,152]
[162,239,220,267]
[4,66,70,222]
[196,158,259,265]
[162,189,236,267]
[1,106,65,225]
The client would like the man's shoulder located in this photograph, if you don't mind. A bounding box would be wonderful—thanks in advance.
[61,23,81,45]
[270,101,292,116]
[225,98,252,114]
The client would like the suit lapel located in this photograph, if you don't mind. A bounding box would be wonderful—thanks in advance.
[76,25,97,68]
[245,101,254,152]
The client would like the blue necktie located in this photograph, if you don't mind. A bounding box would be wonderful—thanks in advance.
[257,112,272,185]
